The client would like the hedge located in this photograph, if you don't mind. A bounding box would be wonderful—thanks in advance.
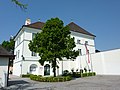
[22,72,96,82]
[63,72,96,78]
[29,74,72,82]
[81,72,96,77]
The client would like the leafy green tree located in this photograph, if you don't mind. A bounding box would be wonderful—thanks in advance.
[29,18,79,77]
[2,38,14,54]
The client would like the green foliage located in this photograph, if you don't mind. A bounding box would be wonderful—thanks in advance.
[81,72,96,77]
[30,74,38,80]
[2,39,14,53]
[29,17,79,77]
[63,70,69,76]
[29,72,96,82]
[64,72,96,78]
[80,69,83,73]
[81,73,88,77]
[11,0,27,10]
[29,75,72,82]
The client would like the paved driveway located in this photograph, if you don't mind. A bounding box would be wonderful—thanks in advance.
[1,75,120,90]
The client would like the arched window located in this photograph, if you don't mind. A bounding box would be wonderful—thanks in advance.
[44,64,50,75]
[30,64,37,74]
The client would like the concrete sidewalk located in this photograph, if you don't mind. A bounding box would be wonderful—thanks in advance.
[1,75,120,90]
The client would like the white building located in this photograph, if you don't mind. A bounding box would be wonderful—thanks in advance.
[13,19,96,76]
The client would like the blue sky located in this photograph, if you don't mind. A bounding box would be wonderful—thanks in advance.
[0,0,120,51]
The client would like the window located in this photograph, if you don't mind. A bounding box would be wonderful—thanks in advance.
[17,37,21,46]
[44,64,50,75]
[18,50,20,58]
[17,38,19,46]
[31,52,37,56]
[16,51,17,59]
[30,64,38,74]
[85,41,88,45]
[77,39,81,44]
[78,49,82,55]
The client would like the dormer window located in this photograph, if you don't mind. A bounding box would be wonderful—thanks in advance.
[77,39,81,44]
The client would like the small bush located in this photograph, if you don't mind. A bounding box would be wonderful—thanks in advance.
[81,73,88,77]
[65,76,72,81]
[62,70,69,76]
[88,72,93,76]
[80,69,83,73]
[30,74,38,80]
[75,74,81,78]
[81,72,96,77]
[92,72,96,76]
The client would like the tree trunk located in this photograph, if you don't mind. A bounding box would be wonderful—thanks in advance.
[53,66,56,77]
[53,59,56,77]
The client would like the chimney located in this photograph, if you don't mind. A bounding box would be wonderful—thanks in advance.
[25,18,31,25]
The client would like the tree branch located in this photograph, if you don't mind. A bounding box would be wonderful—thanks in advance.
[11,0,27,10]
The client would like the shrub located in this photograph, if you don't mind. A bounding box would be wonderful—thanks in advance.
[29,75,72,82]
[29,72,96,82]
[81,73,88,77]
[80,69,83,73]
[81,72,96,77]
[88,72,92,76]
[87,72,96,76]
[62,70,69,76]
[75,73,81,78]
[65,76,72,81]
[30,74,38,80]
[92,72,96,76]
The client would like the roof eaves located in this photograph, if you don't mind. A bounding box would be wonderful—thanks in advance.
[14,25,24,40]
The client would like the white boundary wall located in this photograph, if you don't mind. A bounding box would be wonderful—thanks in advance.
[78,49,120,75]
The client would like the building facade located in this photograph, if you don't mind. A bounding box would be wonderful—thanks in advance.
[13,19,96,76]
